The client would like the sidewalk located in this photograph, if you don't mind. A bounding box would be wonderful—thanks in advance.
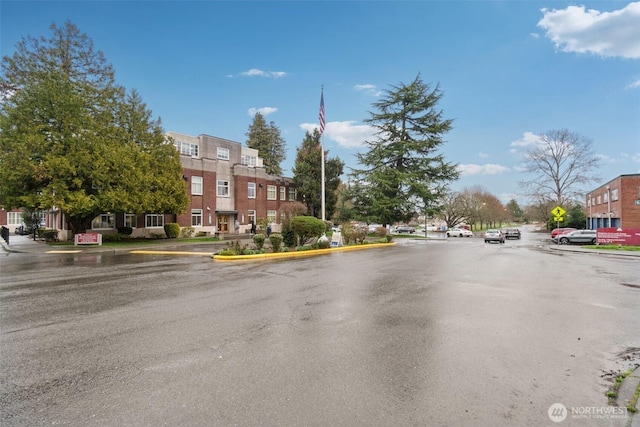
[548,243,640,258]
[1,233,244,255]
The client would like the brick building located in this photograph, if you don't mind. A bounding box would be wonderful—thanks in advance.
[1,132,299,239]
[586,174,640,229]
[170,131,298,235]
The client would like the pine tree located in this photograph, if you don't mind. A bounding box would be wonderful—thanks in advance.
[349,75,459,226]
[292,129,344,219]
[0,22,187,232]
[245,112,286,175]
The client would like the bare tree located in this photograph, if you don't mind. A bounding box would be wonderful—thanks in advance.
[519,129,599,207]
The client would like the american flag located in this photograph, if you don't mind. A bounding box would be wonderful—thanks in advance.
[319,89,325,135]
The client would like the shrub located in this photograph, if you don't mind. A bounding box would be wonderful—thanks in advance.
[117,226,133,236]
[354,227,368,244]
[341,222,355,245]
[291,216,326,245]
[164,223,180,239]
[269,233,283,252]
[282,229,296,247]
[253,233,266,249]
[40,229,59,242]
[102,233,122,242]
[181,226,195,238]
[218,239,249,255]
[316,239,331,249]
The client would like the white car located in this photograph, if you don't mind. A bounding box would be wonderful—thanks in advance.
[446,228,473,237]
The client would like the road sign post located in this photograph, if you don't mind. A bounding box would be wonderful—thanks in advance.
[551,206,566,245]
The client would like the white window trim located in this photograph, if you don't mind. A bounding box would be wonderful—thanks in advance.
[267,185,277,200]
[217,147,230,160]
[191,176,203,196]
[217,180,230,197]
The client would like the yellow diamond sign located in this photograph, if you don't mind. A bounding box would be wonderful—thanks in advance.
[551,206,566,217]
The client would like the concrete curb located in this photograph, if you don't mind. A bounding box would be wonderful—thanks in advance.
[548,245,640,258]
[618,367,640,426]
[212,242,396,261]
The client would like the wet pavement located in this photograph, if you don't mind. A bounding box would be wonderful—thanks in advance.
[1,227,639,426]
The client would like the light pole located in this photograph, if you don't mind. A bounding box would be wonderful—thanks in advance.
[587,193,591,229]
[606,185,611,228]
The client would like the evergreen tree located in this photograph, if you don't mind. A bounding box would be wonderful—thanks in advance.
[349,75,459,225]
[0,22,187,233]
[292,129,344,219]
[245,112,286,175]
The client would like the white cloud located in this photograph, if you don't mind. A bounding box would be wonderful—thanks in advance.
[354,84,382,96]
[509,131,542,148]
[478,151,489,159]
[457,164,510,176]
[626,79,640,89]
[247,107,278,116]
[299,120,375,148]
[230,68,289,78]
[537,2,640,59]
[529,32,540,39]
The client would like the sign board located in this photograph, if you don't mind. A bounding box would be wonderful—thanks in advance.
[74,233,102,246]
[596,227,640,246]
[551,206,566,217]
[330,231,343,247]
[553,216,564,222]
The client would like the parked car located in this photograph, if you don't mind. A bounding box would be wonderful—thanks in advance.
[446,227,473,237]
[394,226,415,234]
[14,224,32,235]
[550,227,577,239]
[484,229,505,244]
[503,228,521,240]
[553,229,597,245]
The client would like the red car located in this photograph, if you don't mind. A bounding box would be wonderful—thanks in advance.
[550,227,577,239]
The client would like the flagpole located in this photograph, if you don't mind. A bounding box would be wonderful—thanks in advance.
[319,86,326,222]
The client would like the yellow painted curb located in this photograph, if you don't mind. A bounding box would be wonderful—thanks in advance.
[130,250,214,256]
[212,242,396,261]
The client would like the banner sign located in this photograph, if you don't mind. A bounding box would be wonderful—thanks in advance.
[596,228,640,246]
[74,233,103,246]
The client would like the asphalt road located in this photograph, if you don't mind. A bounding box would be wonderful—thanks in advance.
[1,226,638,426]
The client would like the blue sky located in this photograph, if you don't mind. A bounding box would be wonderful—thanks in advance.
[2,1,639,204]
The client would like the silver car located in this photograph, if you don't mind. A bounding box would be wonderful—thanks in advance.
[554,229,597,245]
[484,229,505,244]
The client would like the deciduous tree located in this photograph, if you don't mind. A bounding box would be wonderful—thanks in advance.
[519,129,599,208]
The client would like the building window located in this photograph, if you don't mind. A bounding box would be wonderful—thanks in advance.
[289,188,297,201]
[191,209,203,227]
[174,140,198,157]
[146,214,164,228]
[191,176,203,195]
[217,147,229,160]
[267,185,277,200]
[248,182,256,198]
[267,210,277,224]
[91,213,115,230]
[217,180,229,197]
[124,214,136,228]
[611,188,618,201]
[248,210,256,225]
[241,154,257,167]
[280,186,286,201]
[596,195,601,205]
[7,212,23,225]
[603,192,609,202]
